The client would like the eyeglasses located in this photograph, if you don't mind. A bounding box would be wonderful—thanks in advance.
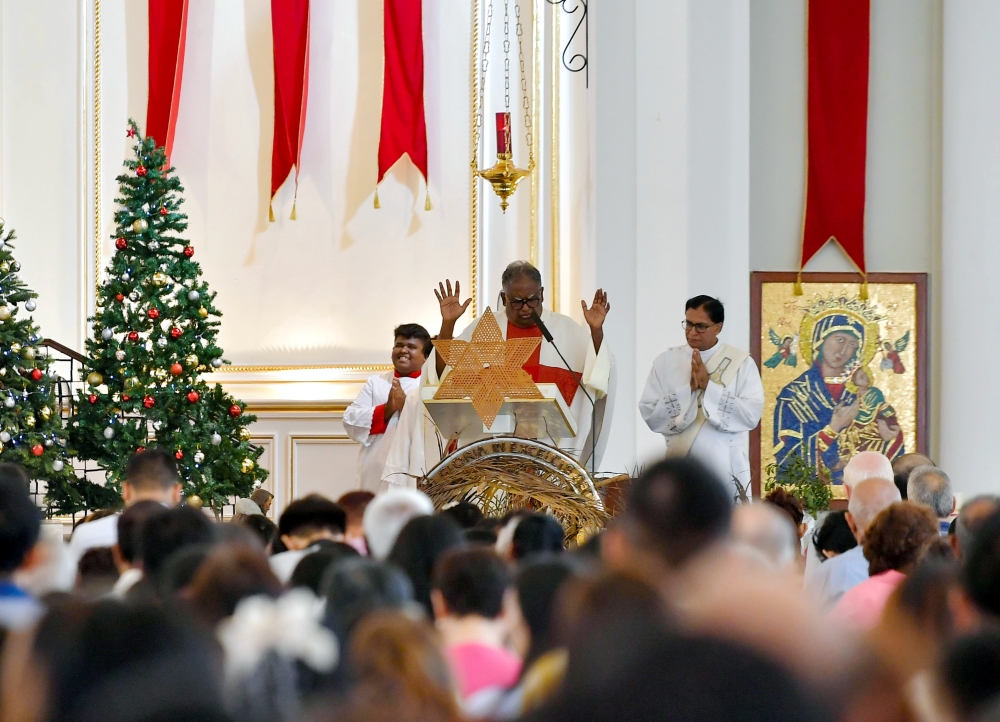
[682,320,719,334]
[507,295,542,310]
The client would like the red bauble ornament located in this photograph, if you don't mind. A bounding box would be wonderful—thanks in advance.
[136,446,146,454]
[159,206,168,216]
[115,293,125,302]
[128,331,139,342]
[30,444,43,457]
[175,450,184,460]
[123,396,133,404]
[148,308,160,320]
[88,394,98,404]
[136,165,148,177]
[170,327,182,339]
[30,369,42,381]
[170,363,183,376]
[142,396,155,408]
[228,404,242,418]
[187,391,200,403]
[115,237,127,250]
[183,246,194,258]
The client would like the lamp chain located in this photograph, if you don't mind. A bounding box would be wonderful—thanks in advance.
[472,0,495,169]
[514,3,533,170]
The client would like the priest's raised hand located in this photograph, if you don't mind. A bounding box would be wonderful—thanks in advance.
[434,279,472,374]
[581,288,610,352]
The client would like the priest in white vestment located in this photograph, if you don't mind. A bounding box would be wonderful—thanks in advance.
[343,324,431,492]
[639,295,764,490]
[383,261,612,488]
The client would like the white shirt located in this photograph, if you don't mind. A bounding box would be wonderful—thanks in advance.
[344,371,423,492]
[67,514,120,565]
[639,342,764,487]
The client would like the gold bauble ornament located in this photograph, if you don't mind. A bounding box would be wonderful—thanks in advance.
[0,262,9,273]
[24,415,35,428]
[86,371,103,387]
[40,406,51,420]
[0,307,10,321]
[22,347,35,360]
[238,428,251,442]
[132,218,149,233]
[198,307,208,318]
[186,494,203,509]
[10,343,21,354]
[241,458,255,474]
[186,354,199,367]
[124,376,140,390]
[152,272,168,287]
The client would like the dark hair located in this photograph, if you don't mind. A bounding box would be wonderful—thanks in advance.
[812,510,857,561]
[623,457,732,568]
[764,488,804,528]
[685,295,724,324]
[512,513,565,559]
[516,556,580,668]
[464,528,498,546]
[187,544,283,627]
[863,502,939,576]
[943,629,1000,719]
[125,448,180,492]
[501,260,542,289]
[76,547,119,597]
[439,502,483,530]
[321,558,414,644]
[338,490,376,525]
[386,515,465,618]
[157,544,213,601]
[290,542,361,594]
[139,505,215,579]
[433,547,510,619]
[0,464,40,574]
[118,500,169,564]
[961,508,1000,618]
[278,495,347,539]
[238,513,278,549]
[393,324,433,358]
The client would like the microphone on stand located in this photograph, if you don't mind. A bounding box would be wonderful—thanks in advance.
[529,311,598,477]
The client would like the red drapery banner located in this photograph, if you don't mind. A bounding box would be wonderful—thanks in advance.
[270,0,310,221]
[799,0,871,295]
[146,0,190,162]
[375,0,430,210]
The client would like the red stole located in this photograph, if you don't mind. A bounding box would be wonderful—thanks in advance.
[506,323,581,405]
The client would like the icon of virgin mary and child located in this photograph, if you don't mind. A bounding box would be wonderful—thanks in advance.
[773,298,904,485]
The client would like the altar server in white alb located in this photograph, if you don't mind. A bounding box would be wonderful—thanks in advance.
[639,296,764,490]
[343,324,431,492]
[383,261,612,487]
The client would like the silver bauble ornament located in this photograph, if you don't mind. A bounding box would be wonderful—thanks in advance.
[122,272,131,282]
[188,290,200,301]
[132,218,149,233]
[10,262,19,272]
[0,431,10,443]
[51,459,63,472]
[3,397,13,409]
[115,350,126,361]
[101,328,113,341]
[211,358,223,368]
[210,432,222,446]
[24,299,36,312]
[148,241,160,251]
[44,439,52,447]
[103,426,115,440]
[153,420,163,431]
[157,337,168,347]
[129,291,140,302]
[194,451,205,464]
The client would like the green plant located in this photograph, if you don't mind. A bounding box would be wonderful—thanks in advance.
[764,454,833,518]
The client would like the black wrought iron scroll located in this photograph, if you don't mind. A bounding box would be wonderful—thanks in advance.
[547,0,588,87]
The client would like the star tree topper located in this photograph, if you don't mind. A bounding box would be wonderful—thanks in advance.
[432,308,543,427]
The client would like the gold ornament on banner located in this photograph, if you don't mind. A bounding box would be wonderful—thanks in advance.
[432,307,542,427]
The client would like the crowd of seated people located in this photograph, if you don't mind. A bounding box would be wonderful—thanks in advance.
[1,447,999,722]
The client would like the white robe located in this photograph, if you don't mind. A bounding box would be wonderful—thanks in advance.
[382,308,612,487]
[343,371,422,492]
[639,342,764,488]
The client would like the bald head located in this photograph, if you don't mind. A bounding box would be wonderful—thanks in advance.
[891,453,933,500]
[842,452,894,492]
[847,478,902,541]
[956,495,1000,558]
[731,504,799,571]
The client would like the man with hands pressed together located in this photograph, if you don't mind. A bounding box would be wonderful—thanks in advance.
[639,295,764,491]
[344,324,432,492]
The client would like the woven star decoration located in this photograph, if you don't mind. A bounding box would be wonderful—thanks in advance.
[432,307,543,427]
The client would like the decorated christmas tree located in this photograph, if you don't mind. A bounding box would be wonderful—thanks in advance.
[71,120,267,513]
[0,220,79,512]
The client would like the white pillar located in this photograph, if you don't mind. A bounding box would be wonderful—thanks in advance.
[940,0,1000,497]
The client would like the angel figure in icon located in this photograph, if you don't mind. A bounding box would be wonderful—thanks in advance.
[880,331,910,375]
[764,330,798,369]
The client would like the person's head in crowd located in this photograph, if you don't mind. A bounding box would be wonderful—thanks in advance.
[290,541,360,594]
[731,503,800,571]
[907,465,955,521]
[250,488,274,516]
[439,501,483,530]
[842,451,894,495]
[235,512,278,551]
[321,557,415,662]
[764,488,807,539]
[0,464,41,585]
[608,457,732,573]
[388,515,465,618]
[955,494,1000,559]
[338,490,376,552]
[122,448,182,507]
[513,556,581,670]
[812,510,858,561]
[277,494,346,551]
[74,548,118,599]
[683,295,725,352]
[886,558,959,658]
[846,478,901,543]
[464,528,498,546]
[511,513,565,560]
[391,323,433,377]
[343,612,459,722]
[186,544,283,627]
[113,499,168,574]
[363,488,435,560]
[432,547,511,624]
[154,545,213,604]
[959,508,1000,625]
[891,452,934,501]
[233,498,263,517]
[139,505,215,583]
[941,629,1000,721]
[863,502,939,576]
